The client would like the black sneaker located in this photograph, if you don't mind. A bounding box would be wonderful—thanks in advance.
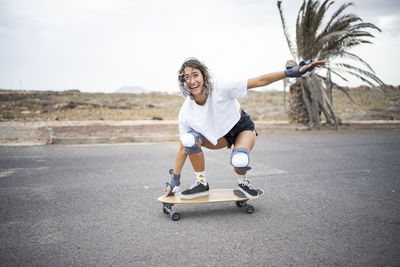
[181,181,209,199]
[238,180,258,199]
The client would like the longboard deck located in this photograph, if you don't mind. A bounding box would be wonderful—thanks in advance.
[157,189,264,204]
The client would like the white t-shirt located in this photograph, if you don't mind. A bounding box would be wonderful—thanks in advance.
[178,79,248,145]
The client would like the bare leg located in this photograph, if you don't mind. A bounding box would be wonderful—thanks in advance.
[187,137,229,172]
[165,142,188,196]
[166,137,229,196]
[188,152,205,172]
[173,142,187,175]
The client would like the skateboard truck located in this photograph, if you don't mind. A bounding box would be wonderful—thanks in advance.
[233,190,255,214]
[234,200,254,214]
[162,203,181,221]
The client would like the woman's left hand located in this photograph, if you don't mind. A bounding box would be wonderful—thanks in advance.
[299,60,326,72]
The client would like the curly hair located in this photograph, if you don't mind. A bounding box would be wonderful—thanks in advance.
[178,57,213,99]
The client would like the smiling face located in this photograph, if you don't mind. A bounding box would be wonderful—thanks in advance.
[183,67,204,97]
[178,58,213,100]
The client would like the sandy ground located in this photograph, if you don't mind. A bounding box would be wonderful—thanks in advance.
[1,88,399,145]
[1,88,399,121]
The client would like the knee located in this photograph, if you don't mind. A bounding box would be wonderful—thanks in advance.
[181,130,204,154]
[181,132,197,147]
[230,147,251,171]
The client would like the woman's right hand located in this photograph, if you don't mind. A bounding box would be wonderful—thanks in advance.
[165,184,172,197]
[165,169,180,197]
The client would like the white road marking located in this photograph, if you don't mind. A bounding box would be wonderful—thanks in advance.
[202,153,288,176]
[1,156,44,159]
[292,169,372,178]
[251,165,288,176]
[0,167,50,171]
[0,167,50,178]
[0,170,16,178]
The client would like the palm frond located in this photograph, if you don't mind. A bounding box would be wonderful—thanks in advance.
[315,30,347,57]
[338,51,375,73]
[314,0,334,30]
[328,14,362,33]
[335,86,355,104]
[296,1,307,58]
[323,2,354,35]
[348,22,382,32]
[317,73,355,103]
[322,50,375,74]
[347,71,387,94]
[321,37,373,58]
[277,1,297,60]
[333,67,388,94]
[334,63,386,86]
[348,31,375,38]
[298,0,330,59]
[317,20,379,53]
[323,67,349,82]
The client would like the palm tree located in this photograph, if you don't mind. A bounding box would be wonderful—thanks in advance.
[277,0,387,128]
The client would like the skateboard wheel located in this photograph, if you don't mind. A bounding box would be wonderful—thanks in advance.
[245,205,254,214]
[236,201,245,208]
[170,212,180,221]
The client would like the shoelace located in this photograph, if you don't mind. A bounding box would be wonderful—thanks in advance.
[189,180,205,189]
[240,180,254,190]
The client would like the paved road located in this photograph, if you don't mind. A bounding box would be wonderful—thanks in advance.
[1,131,399,266]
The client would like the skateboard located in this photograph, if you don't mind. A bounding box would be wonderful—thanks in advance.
[157,189,264,221]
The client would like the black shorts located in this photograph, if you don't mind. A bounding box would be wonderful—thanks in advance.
[224,110,257,148]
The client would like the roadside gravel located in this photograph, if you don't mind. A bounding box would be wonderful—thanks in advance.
[1,120,400,146]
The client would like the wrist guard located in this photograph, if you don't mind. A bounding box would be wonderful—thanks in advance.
[284,60,315,78]
[166,169,181,196]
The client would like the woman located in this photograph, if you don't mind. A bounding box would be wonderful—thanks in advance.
[165,58,325,199]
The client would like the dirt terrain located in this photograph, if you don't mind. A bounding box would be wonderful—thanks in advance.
[1,87,399,145]
[1,87,399,122]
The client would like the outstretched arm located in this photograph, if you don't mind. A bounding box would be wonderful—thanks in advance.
[247,71,286,89]
[247,60,325,90]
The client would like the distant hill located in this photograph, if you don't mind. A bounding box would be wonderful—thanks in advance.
[115,86,147,94]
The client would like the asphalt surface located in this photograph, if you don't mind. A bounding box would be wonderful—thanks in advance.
[1,131,400,266]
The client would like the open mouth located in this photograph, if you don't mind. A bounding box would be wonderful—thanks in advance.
[190,85,199,90]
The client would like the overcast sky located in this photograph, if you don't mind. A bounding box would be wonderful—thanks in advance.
[1,0,399,93]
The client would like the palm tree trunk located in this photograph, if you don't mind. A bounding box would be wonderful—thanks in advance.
[288,78,327,129]
[288,80,309,124]
[326,62,334,105]
[305,78,322,129]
